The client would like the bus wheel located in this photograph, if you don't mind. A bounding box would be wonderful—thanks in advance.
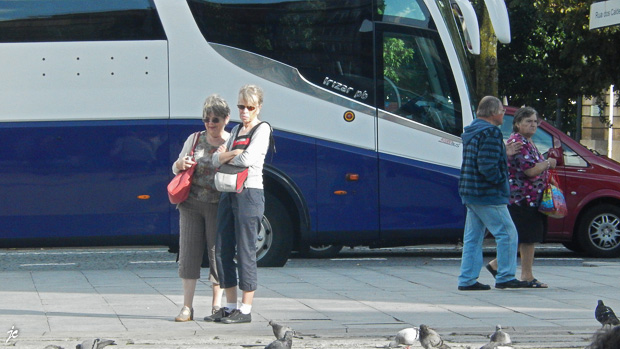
[256,192,293,267]
[299,244,343,258]
[577,204,620,258]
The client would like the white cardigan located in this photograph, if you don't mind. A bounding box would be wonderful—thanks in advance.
[212,123,271,190]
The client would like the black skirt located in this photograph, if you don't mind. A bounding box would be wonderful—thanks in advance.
[508,203,548,243]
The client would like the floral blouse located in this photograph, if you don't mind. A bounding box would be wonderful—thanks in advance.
[189,133,223,204]
[507,133,548,207]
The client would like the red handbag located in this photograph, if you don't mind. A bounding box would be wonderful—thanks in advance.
[167,132,201,204]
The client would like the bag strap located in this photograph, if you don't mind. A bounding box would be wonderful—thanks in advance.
[233,121,276,156]
[189,131,201,157]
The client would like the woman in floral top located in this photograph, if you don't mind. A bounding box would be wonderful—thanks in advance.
[486,107,557,288]
[172,94,231,321]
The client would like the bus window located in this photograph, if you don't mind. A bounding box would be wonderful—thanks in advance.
[379,29,462,136]
[0,0,165,42]
[378,0,428,23]
[187,0,374,104]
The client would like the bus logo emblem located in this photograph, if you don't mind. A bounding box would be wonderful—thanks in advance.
[343,111,355,122]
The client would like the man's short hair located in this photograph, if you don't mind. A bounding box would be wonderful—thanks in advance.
[477,96,502,119]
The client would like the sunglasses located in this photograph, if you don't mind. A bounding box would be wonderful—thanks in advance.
[203,117,221,124]
[237,104,257,111]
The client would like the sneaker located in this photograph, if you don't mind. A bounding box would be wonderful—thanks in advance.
[220,309,251,324]
[495,278,529,289]
[458,282,491,291]
[204,307,230,322]
[174,306,193,322]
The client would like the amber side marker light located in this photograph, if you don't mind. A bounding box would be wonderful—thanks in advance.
[346,173,359,181]
[334,190,348,195]
[137,195,151,200]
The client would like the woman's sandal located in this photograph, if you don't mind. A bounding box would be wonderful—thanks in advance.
[526,279,548,288]
[175,306,194,322]
[485,263,497,278]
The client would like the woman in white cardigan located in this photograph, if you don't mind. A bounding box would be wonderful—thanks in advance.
[206,84,271,324]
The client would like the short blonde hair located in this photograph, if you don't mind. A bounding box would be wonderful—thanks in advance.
[238,84,264,107]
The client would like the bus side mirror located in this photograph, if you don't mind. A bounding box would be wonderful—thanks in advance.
[548,147,564,166]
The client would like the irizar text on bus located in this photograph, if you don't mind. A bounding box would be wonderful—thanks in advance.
[323,76,368,100]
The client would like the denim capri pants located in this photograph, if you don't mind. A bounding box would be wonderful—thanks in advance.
[215,189,265,291]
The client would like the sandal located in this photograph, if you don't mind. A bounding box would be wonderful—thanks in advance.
[175,306,194,322]
[485,263,497,278]
[526,279,548,288]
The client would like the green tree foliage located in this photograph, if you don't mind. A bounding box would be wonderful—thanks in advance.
[497,0,620,134]
[383,37,415,83]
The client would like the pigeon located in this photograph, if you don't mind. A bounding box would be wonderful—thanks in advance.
[264,330,293,349]
[387,327,420,348]
[419,324,451,349]
[268,320,296,339]
[489,325,511,345]
[595,300,620,328]
[75,338,116,349]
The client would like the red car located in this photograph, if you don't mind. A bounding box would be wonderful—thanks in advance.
[502,106,620,257]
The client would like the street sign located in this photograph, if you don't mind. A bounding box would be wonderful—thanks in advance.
[590,0,620,30]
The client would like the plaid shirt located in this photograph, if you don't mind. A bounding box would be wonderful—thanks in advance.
[458,119,510,205]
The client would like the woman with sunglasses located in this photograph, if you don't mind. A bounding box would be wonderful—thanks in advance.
[172,94,231,321]
[207,84,272,324]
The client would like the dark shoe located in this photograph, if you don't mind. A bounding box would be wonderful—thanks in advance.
[485,263,497,278]
[220,309,251,324]
[458,282,491,291]
[495,279,530,289]
[204,307,230,322]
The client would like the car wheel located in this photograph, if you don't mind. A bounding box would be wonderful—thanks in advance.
[299,244,344,258]
[577,204,620,257]
[256,191,294,267]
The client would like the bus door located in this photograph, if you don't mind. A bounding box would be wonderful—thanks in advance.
[374,6,466,243]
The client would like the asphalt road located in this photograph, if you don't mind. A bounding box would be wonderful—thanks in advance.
[0,242,586,272]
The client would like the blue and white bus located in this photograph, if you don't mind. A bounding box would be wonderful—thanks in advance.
[0,0,510,266]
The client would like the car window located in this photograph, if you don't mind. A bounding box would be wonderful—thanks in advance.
[562,143,588,167]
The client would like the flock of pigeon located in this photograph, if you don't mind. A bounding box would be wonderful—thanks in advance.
[385,324,510,349]
[41,299,619,349]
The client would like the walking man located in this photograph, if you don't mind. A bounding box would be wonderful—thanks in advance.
[457,96,529,290]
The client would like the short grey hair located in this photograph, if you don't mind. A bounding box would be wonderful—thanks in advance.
[202,94,230,120]
[476,96,503,118]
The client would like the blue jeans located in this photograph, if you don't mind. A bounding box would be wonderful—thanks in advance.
[458,204,518,286]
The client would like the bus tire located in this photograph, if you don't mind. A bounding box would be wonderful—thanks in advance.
[298,244,344,258]
[256,191,293,267]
